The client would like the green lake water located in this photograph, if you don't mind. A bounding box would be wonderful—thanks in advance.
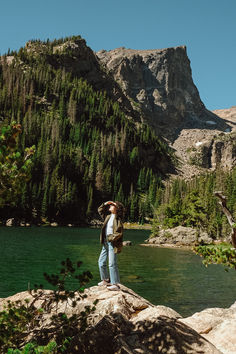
[0,227,235,317]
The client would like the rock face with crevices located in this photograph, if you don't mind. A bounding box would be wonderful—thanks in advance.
[97,46,228,142]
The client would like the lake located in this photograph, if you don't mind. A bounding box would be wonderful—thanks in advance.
[0,227,235,317]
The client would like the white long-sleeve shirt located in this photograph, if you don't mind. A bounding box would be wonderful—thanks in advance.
[106,213,115,236]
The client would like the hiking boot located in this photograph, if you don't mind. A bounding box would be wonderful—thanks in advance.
[98,280,110,286]
[107,284,120,291]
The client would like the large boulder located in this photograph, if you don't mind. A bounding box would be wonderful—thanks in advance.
[180,301,236,354]
[0,284,179,324]
[0,285,221,353]
[6,218,15,226]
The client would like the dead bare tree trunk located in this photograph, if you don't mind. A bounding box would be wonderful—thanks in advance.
[214,191,236,248]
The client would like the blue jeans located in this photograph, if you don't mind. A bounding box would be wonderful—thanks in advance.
[98,241,120,284]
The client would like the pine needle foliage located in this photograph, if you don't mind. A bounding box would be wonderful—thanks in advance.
[152,169,236,239]
[0,122,35,208]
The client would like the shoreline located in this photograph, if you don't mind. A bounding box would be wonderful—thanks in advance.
[140,243,193,250]
[1,221,152,230]
[123,223,152,230]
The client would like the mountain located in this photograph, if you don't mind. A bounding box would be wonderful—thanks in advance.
[0,36,235,224]
[97,46,228,139]
[97,46,235,179]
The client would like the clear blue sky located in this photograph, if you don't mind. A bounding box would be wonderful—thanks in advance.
[0,0,235,110]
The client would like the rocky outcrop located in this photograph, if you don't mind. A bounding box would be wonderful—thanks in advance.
[180,301,236,354]
[0,285,221,353]
[0,285,181,327]
[145,226,212,247]
[213,106,236,125]
[171,126,236,179]
[186,131,236,170]
[97,46,229,142]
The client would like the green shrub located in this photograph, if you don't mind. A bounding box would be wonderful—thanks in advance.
[0,259,97,353]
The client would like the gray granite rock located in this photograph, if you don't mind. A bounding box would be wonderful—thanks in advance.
[146,226,212,246]
[97,46,228,142]
[180,301,236,354]
[0,285,222,353]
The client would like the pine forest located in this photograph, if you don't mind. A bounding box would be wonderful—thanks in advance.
[0,36,173,224]
[0,35,235,238]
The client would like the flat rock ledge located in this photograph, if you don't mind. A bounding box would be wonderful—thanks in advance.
[0,285,228,353]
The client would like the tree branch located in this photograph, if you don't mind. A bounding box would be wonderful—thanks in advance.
[214,191,236,248]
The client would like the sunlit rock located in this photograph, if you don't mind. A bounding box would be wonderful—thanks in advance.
[0,285,221,353]
[180,301,236,354]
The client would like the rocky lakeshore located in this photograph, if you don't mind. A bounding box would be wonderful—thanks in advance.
[143,226,215,248]
[1,285,235,353]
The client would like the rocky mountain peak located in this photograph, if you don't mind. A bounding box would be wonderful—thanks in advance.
[97,46,229,142]
[97,46,235,177]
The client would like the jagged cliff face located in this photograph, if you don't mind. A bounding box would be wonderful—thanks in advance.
[97,46,228,141]
[97,46,235,176]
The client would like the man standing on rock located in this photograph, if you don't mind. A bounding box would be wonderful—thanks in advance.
[97,201,124,291]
